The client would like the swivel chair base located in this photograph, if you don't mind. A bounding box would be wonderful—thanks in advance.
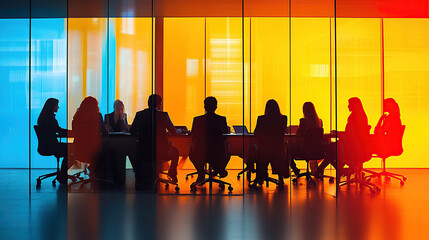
[190,172,233,193]
[364,158,407,185]
[339,171,381,194]
[156,172,180,192]
[249,175,284,190]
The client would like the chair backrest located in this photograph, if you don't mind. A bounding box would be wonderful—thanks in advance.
[301,127,325,160]
[288,125,299,134]
[33,125,51,156]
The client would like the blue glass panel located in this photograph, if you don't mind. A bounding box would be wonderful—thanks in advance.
[30,18,67,168]
[0,19,30,168]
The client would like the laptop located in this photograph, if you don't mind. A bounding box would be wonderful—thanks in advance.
[233,125,249,134]
[175,126,189,134]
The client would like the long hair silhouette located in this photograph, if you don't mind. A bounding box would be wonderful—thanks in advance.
[38,98,59,125]
[303,102,322,128]
[264,99,281,116]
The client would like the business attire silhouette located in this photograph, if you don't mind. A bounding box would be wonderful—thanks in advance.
[104,112,128,132]
[37,113,70,183]
[190,112,230,180]
[254,114,289,179]
[130,107,179,185]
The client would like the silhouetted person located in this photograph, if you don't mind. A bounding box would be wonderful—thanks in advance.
[130,94,179,188]
[72,96,107,179]
[190,96,230,182]
[374,98,403,156]
[290,102,323,175]
[253,99,289,181]
[37,98,71,184]
[104,99,129,132]
[315,97,371,177]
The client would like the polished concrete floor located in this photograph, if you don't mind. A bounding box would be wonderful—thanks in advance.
[1,169,428,240]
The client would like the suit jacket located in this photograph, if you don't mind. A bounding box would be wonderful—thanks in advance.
[190,112,228,162]
[104,112,128,132]
[37,114,68,155]
[130,108,175,159]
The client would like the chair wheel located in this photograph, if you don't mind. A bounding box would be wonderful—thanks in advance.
[76,173,81,178]
[190,185,197,192]
[403,177,407,181]
[292,178,298,185]
[175,186,180,191]
[237,175,240,180]
[329,177,335,183]
[71,178,77,183]
[277,184,285,190]
[185,176,188,180]
[36,183,41,189]
[165,183,169,188]
[400,181,405,186]
[228,186,233,192]
[52,180,56,187]
[385,176,391,181]
[219,183,225,190]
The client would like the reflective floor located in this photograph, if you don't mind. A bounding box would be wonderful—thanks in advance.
[1,169,428,240]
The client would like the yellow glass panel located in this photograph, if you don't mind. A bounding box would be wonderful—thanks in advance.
[291,17,331,132]
[337,18,382,168]
[250,17,290,131]
[68,18,107,128]
[163,18,205,129]
[384,18,429,168]
[109,18,152,123]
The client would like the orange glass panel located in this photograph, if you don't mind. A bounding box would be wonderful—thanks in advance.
[109,17,152,122]
[384,18,429,168]
[163,18,205,129]
[206,17,246,127]
[250,17,289,130]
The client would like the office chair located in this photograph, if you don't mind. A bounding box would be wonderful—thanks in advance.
[364,125,406,185]
[291,127,334,187]
[237,143,256,180]
[247,145,286,190]
[190,142,233,193]
[155,146,180,192]
[339,125,381,194]
[34,125,78,189]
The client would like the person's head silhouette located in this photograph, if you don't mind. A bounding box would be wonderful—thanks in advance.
[264,99,281,116]
[148,94,162,110]
[348,97,365,114]
[38,98,60,124]
[303,101,321,127]
[204,96,217,113]
[384,98,400,116]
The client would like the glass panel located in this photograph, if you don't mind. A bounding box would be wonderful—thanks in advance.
[384,18,429,168]
[0,19,29,168]
[68,18,108,125]
[163,17,205,129]
[30,18,67,169]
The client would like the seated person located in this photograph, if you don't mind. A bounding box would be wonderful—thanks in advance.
[190,97,230,182]
[104,99,128,132]
[254,99,289,181]
[315,97,371,177]
[290,102,323,175]
[373,98,403,157]
[130,94,179,186]
[37,98,71,184]
[72,96,108,179]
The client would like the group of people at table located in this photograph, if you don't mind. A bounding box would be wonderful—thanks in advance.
[36,94,403,190]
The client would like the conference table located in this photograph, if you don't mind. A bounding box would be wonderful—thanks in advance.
[76,132,335,185]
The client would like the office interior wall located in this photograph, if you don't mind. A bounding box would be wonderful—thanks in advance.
[1,1,428,169]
